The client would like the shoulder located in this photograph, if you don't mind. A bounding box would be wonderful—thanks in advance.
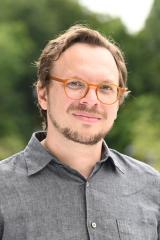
[109,148,160,180]
[109,149,160,203]
[0,150,26,181]
[0,151,28,204]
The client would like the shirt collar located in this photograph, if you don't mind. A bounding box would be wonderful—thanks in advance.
[102,140,125,174]
[24,131,125,176]
[24,131,54,176]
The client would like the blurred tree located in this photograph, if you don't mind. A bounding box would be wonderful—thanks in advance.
[1,0,159,170]
[0,21,34,137]
[142,0,160,94]
[124,0,160,95]
[0,0,128,141]
[106,0,160,170]
[131,95,160,169]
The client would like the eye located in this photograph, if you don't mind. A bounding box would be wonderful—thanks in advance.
[99,83,115,93]
[66,80,86,90]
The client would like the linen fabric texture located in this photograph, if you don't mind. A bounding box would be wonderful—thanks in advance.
[0,132,160,240]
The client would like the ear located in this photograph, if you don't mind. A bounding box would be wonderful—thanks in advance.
[36,82,48,110]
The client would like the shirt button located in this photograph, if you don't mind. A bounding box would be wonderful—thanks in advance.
[91,222,97,229]
[86,182,90,187]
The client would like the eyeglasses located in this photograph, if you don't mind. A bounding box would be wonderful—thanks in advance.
[50,76,129,105]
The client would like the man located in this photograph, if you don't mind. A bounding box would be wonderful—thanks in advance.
[0,25,160,239]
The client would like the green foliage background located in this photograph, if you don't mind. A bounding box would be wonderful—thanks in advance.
[0,0,160,169]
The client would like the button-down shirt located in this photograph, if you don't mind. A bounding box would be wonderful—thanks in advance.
[0,131,160,240]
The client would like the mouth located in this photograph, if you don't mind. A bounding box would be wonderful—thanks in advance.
[72,113,101,123]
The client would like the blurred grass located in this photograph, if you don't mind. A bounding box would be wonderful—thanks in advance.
[0,135,25,160]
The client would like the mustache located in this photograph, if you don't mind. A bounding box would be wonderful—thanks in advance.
[67,103,107,119]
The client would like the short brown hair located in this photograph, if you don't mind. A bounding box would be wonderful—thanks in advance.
[35,24,128,130]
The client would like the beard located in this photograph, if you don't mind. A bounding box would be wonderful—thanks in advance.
[50,117,107,145]
[48,103,112,145]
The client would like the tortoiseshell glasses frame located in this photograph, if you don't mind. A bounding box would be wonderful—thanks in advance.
[50,76,129,105]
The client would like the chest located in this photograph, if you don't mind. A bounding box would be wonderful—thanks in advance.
[1,171,159,240]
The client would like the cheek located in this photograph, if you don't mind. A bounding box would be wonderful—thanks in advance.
[48,89,72,116]
[105,104,119,121]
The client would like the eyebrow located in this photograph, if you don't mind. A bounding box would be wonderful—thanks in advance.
[67,75,116,84]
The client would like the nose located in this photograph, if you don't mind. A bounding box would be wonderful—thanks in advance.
[79,87,99,105]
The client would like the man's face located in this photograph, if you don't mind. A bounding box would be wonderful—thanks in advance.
[38,43,120,145]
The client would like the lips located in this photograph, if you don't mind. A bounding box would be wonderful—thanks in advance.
[72,112,101,123]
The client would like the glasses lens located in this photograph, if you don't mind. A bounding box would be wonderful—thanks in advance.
[97,82,118,104]
[65,79,87,99]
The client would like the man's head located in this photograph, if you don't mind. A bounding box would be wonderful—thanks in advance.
[35,24,128,145]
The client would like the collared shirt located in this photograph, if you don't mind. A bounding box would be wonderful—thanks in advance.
[0,131,160,240]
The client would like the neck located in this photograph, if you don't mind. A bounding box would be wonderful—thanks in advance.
[41,129,103,178]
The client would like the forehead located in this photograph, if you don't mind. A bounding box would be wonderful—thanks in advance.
[52,43,119,83]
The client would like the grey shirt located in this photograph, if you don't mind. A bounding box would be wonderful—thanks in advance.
[0,132,160,240]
